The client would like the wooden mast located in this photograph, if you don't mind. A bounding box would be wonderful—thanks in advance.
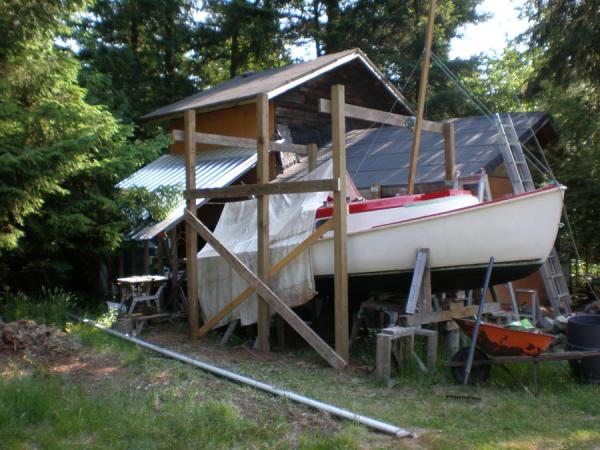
[407,0,437,195]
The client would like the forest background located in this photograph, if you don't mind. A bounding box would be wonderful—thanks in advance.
[0,0,598,302]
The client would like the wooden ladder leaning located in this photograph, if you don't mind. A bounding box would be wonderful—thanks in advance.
[495,113,572,316]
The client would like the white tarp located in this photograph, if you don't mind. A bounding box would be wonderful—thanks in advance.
[197,161,332,327]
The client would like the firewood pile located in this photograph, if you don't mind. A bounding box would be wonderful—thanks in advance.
[0,319,79,356]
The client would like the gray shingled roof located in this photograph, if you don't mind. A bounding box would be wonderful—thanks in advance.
[342,112,552,189]
[141,49,412,121]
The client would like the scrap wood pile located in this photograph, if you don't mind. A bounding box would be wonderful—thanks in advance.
[0,319,79,357]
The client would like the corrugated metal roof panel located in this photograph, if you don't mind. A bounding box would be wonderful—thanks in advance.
[119,147,257,240]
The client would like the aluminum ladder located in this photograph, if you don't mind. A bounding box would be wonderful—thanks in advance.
[495,113,572,316]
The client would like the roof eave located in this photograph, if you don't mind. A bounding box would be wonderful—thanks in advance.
[140,49,414,122]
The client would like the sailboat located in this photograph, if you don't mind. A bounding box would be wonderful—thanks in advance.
[311,184,565,292]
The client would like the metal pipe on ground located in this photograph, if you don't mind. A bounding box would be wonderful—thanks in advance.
[71,315,412,438]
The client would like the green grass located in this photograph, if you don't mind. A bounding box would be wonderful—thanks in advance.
[1,319,599,449]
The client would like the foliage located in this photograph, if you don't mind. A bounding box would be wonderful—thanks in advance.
[462,48,536,113]
[75,0,199,127]
[118,185,183,229]
[0,2,168,293]
[522,0,600,260]
[0,287,75,325]
[200,0,291,80]
[281,0,485,117]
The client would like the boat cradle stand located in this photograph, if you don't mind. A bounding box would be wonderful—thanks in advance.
[376,326,438,384]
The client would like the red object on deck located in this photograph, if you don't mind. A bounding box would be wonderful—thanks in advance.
[454,318,556,357]
[315,189,472,219]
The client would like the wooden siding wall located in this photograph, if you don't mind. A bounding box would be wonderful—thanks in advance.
[170,102,276,153]
[170,102,277,179]
[274,60,410,131]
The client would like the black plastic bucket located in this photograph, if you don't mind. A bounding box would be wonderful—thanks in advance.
[567,314,600,383]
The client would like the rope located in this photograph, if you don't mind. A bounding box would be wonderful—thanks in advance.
[351,53,424,179]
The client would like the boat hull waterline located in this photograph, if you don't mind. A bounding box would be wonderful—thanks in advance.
[311,185,565,292]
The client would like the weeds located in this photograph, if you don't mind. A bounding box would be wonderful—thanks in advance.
[0,286,74,325]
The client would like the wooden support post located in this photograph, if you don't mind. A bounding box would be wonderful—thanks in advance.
[197,219,334,337]
[443,122,456,186]
[184,210,347,371]
[184,109,199,339]
[118,252,124,277]
[256,93,270,353]
[331,84,349,361]
[407,0,437,194]
[308,143,317,172]
[143,240,150,274]
[157,236,163,272]
[376,334,393,383]
[405,248,431,314]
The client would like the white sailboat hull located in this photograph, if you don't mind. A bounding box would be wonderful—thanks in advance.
[311,186,565,289]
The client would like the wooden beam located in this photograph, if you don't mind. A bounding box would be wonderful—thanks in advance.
[172,130,308,155]
[398,302,501,327]
[184,210,347,371]
[256,93,270,353]
[331,84,349,361]
[407,0,437,195]
[443,122,456,185]
[143,240,150,274]
[197,219,334,337]
[318,99,443,133]
[185,179,340,200]
[184,109,199,339]
[308,143,318,172]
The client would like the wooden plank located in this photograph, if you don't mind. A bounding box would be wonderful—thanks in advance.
[185,178,340,199]
[256,93,270,353]
[443,122,456,185]
[376,334,393,382]
[172,130,309,155]
[197,219,334,337]
[184,210,347,371]
[331,84,349,362]
[405,249,428,314]
[415,328,438,371]
[407,0,437,195]
[446,350,600,367]
[184,109,199,339]
[318,99,443,133]
[143,240,150,274]
[398,302,501,326]
[421,250,432,313]
[308,143,317,173]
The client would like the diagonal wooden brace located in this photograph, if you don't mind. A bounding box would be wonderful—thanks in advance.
[184,210,347,371]
[197,218,334,337]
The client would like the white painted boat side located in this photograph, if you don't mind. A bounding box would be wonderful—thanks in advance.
[320,194,479,236]
[311,186,565,276]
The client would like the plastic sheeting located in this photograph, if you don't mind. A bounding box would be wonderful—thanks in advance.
[197,161,332,327]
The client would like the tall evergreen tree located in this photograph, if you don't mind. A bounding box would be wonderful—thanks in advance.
[199,0,290,80]
[0,0,165,292]
[281,0,484,117]
[76,0,198,125]
[523,0,600,260]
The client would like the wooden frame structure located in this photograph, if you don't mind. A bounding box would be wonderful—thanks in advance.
[318,99,456,187]
[181,85,350,370]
